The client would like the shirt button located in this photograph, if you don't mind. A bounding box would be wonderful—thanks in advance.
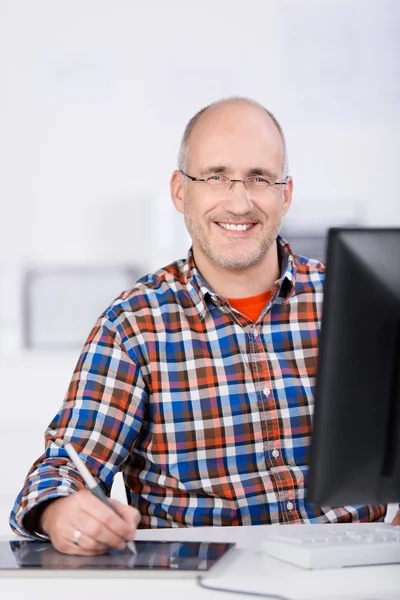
[263,387,270,396]
[272,449,280,458]
[287,501,294,511]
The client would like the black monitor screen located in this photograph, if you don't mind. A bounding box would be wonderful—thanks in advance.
[307,228,400,506]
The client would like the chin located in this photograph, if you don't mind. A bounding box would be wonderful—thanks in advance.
[210,251,264,270]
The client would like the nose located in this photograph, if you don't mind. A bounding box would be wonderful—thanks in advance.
[223,180,253,213]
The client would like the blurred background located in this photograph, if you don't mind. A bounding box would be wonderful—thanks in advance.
[1,0,399,533]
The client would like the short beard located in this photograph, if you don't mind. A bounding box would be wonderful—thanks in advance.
[185,214,280,271]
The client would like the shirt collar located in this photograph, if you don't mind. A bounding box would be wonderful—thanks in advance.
[275,234,297,303]
[184,234,297,320]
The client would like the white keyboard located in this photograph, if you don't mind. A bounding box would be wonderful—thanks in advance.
[261,523,400,569]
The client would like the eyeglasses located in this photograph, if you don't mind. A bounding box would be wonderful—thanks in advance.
[180,170,288,192]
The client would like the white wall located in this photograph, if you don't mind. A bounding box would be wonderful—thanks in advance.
[0,0,399,532]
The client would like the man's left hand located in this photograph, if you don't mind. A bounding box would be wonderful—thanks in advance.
[392,509,400,526]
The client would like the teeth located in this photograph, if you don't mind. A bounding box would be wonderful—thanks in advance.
[218,223,254,231]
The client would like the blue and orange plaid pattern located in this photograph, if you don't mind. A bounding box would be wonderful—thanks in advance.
[10,236,385,538]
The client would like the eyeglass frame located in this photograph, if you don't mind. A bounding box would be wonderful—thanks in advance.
[179,169,289,190]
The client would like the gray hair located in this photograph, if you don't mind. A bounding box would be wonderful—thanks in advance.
[178,97,289,177]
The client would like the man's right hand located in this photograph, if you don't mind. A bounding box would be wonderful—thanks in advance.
[39,490,141,555]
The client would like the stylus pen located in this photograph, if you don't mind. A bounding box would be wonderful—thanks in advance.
[63,441,137,555]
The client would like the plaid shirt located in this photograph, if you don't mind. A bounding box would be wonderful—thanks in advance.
[10,236,385,538]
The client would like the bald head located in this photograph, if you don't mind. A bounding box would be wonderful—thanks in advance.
[178,97,288,177]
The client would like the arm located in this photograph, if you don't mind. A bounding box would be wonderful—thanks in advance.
[9,310,147,545]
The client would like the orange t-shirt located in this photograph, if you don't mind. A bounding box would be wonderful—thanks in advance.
[228,289,272,323]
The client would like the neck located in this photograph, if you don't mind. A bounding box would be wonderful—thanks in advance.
[193,241,280,299]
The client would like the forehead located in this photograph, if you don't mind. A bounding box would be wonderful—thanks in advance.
[187,103,284,173]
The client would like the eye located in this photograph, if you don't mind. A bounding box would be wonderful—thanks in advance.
[206,175,227,185]
[248,176,272,187]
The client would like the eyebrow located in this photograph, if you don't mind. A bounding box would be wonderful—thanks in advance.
[246,167,277,178]
[198,165,278,178]
[199,165,230,176]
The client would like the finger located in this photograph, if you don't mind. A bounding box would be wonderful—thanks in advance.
[392,510,400,526]
[78,493,134,543]
[68,529,111,554]
[109,499,141,531]
[75,512,128,550]
[51,530,109,556]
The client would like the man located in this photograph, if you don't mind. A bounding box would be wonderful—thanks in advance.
[10,97,399,556]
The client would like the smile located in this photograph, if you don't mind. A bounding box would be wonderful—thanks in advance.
[217,222,256,232]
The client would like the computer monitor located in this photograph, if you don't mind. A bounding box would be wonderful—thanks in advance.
[307,228,400,506]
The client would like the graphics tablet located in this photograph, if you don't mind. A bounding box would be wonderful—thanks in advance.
[0,540,235,578]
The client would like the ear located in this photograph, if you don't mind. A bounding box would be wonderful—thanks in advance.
[170,170,185,214]
[281,176,293,217]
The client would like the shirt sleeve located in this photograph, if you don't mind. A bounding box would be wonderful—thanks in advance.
[9,311,148,539]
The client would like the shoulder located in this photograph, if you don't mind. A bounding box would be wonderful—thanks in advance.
[104,257,188,323]
[293,253,326,290]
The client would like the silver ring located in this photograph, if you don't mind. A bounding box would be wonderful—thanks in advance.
[72,529,82,546]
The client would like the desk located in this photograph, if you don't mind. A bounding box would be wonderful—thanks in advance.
[1,525,399,600]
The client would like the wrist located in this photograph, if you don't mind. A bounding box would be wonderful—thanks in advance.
[23,498,61,536]
[39,497,62,535]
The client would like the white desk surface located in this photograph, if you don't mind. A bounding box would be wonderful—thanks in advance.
[0,523,399,600]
